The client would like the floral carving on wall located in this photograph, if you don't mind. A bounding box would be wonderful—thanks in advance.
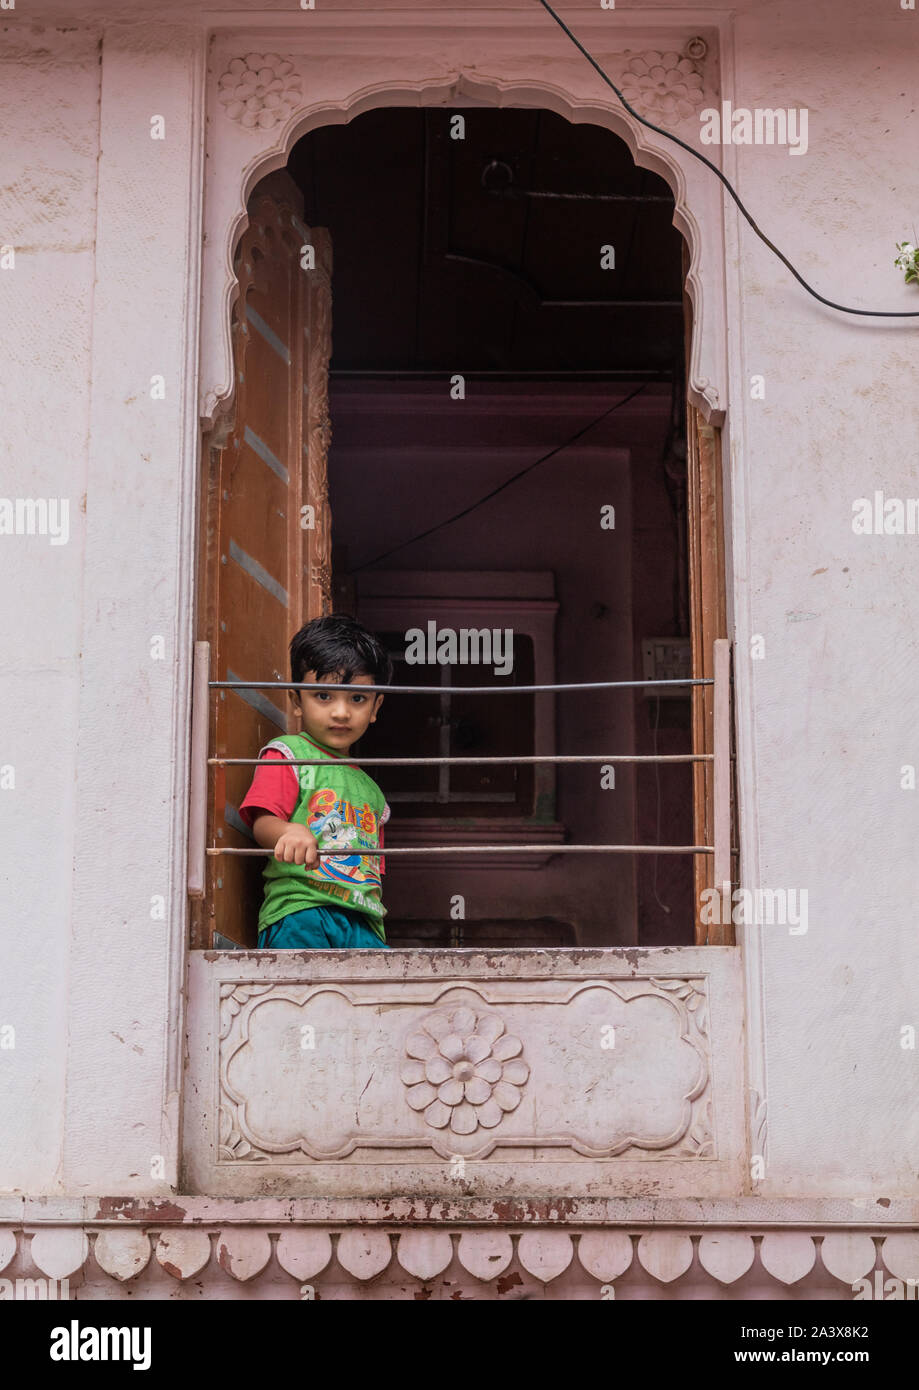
[217,53,304,130]
[401,1006,529,1134]
[210,974,719,1164]
[619,46,707,121]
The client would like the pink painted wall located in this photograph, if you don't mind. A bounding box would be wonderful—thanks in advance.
[4,0,919,1205]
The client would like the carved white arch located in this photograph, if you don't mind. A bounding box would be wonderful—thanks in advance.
[200,61,728,428]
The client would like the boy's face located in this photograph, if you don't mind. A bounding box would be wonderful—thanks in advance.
[291,670,383,753]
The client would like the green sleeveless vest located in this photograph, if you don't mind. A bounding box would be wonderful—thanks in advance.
[255,733,389,940]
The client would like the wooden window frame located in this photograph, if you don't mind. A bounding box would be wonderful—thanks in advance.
[684,250,735,945]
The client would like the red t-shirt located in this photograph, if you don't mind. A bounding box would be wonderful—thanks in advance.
[239,747,299,826]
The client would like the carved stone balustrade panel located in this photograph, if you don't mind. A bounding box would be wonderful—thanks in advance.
[185,947,744,1197]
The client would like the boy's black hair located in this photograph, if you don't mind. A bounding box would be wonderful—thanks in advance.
[289,614,393,688]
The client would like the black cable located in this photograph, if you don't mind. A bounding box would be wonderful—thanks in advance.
[534,0,919,320]
[351,378,651,571]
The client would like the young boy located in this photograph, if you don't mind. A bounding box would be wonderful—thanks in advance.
[239,614,393,949]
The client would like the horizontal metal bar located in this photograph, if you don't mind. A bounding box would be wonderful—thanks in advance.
[519,299,683,309]
[493,189,676,204]
[386,791,516,803]
[207,845,715,857]
[328,369,674,379]
[211,753,713,766]
[209,677,712,695]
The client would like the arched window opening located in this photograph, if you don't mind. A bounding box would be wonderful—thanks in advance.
[191,106,731,952]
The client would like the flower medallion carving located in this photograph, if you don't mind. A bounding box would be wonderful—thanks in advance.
[217,53,303,130]
[401,1006,530,1135]
[620,47,707,121]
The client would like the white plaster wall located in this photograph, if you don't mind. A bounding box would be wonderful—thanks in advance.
[2,0,918,1202]
[723,4,919,1195]
[0,25,101,1193]
[1,20,205,1195]
[62,23,205,1196]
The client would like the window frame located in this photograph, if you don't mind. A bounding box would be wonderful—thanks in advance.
[356,572,566,871]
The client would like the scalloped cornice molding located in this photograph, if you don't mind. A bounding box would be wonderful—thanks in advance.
[5,1222,918,1297]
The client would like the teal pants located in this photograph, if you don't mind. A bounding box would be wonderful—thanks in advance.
[259,904,388,949]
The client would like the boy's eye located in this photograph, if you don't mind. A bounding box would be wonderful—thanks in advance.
[310,690,368,704]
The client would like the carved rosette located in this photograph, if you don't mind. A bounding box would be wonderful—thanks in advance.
[401,1006,530,1134]
[620,46,707,121]
[217,53,303,130]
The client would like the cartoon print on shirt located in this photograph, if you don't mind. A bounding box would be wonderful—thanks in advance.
[307,789,381,887]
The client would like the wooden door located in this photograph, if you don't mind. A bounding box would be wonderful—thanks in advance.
[192,172,333,948]
[682,246,731,944]
[686,407,731,943]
